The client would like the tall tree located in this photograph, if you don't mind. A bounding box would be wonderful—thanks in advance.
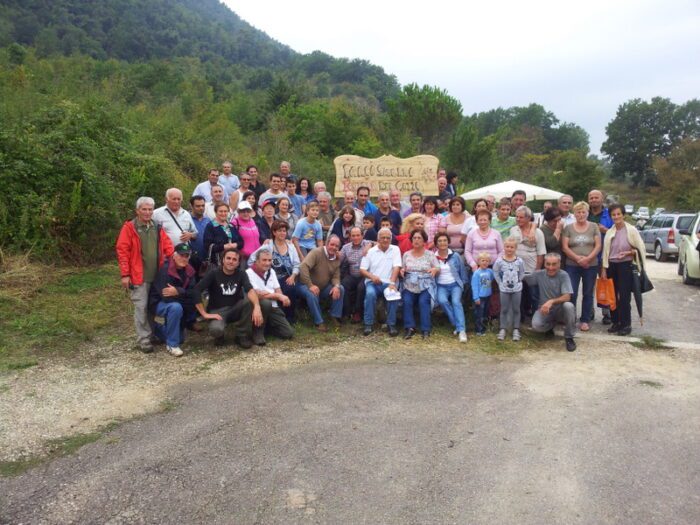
[602,97,700,187]
[441,121,498,186]
[653,139,700,210]
[387,83,462,153]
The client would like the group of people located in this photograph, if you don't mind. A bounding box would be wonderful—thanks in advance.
[116,161,647,357]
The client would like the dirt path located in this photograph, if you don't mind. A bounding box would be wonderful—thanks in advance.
[2,333,699,464]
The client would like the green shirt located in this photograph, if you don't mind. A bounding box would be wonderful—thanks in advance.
[136,220,158,283]
[491,216,516,241]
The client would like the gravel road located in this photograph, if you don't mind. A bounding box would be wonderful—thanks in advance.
[2,342,699,524]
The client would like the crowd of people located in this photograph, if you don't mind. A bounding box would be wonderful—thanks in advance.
[116,161,647,357]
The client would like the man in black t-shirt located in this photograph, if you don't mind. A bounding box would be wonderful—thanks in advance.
[194,248,263,348]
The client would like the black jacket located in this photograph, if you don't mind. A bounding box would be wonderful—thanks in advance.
[148,258,197,313]
[203,221,245,263]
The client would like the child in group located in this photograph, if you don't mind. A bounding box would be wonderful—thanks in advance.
[471,252,495,335]
[292,201,323,257]
[493,237,526,341]
[362,215,377,242]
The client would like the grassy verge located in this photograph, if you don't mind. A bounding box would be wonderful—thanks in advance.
[0,255,131,372]
[0,421,121,477]
[630,335,673,351]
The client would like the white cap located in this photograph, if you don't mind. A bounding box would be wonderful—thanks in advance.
[237,201,253,211]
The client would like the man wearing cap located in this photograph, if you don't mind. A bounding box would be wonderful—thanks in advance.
[298,235,345,332]
[194,247,262,349]
[149,243,199,357]
[153,188,198,248]
[246,246,295,345]
[359,227,401,336]
[116,196,174,352]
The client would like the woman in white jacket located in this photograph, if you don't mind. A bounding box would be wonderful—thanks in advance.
[601,203,646,336]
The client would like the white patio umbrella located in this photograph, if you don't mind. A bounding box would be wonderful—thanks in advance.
[461,180,564,201]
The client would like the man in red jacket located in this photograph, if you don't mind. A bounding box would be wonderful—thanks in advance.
[116,196,174,352]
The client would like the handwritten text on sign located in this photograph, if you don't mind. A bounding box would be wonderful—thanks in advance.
[333,154,440,198]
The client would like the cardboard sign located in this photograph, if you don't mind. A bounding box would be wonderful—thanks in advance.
[333,154,440,198]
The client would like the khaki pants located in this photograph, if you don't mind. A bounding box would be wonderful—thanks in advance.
[130,283,152,347]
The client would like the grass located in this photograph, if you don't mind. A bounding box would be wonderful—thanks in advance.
[0,425,113,477]
[0,255,131,372]
[0,395,183,478]
[630,335,673,351]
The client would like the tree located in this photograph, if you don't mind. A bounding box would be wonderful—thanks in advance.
[653,139,700,210]
[535,150,603,201]
[387,83,462,153]
[602,97,700,187]
[441,121,498,186]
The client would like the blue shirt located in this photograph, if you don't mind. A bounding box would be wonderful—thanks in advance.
[293,218,323,250]
[191,215,210,259]
[287,194,306,216]
[471,268,495,301]
[356,201,378,215]
[373,209,402,235]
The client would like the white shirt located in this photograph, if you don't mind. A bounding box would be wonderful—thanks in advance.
[360,244,402,283]
[246,267,281,308]
[561,213,576,227]
[153,206,197,247]
[192,181,229,203]
[460,216,478,237]
[436,254,456,285]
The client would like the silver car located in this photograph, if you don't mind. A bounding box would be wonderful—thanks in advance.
[639,213,695,261]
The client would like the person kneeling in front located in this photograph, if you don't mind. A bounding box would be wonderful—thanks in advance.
[149,243,199,357]
[193,247,263,349]
[246,246,295,346]
[524,252,577,352]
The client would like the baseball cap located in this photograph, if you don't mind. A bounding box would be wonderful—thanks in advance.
[174,243,192,255]
[237,201,253,211]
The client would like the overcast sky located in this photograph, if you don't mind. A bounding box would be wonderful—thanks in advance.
[225,0,700,155]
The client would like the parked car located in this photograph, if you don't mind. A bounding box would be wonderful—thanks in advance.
[639,212,695,261]
[624,204,634,214]
[653,207,665,216]
[677,212,700,285]
[633,206,650,220]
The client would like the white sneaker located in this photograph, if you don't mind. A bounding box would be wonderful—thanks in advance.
[458,331,468,343]
[167,345,183,357]
[512,329,521,342]
[497,329,506,341]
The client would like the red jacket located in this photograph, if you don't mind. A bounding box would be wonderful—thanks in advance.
[116,219,174,286]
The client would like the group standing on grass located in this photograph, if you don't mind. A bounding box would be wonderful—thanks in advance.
[117,160,646,357]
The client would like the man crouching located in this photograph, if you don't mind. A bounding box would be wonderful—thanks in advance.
[245,246,295,346]
[149,243,199,357]
[193,247,263,350]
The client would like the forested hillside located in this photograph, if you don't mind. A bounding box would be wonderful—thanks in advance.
[0,0,697,262]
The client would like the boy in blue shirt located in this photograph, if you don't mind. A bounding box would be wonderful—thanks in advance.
[471,252,495,335]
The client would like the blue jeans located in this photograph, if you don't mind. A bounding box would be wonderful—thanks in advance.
[298,283,344,325]
[565,265,598,323]
[363,282,398,327]
[154,301,196,347]
[437,282,466,332]
[473,296,491,333]
[402,289,431,332]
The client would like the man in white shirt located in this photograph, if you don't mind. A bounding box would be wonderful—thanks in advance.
[558,194,576,226]
[218,161,240,196]
[246,246,294,345]
[360,228,401,336]
[153,188,198,247]
[257,173,287,208]
[204,184,230,220]
[192,169,228,203]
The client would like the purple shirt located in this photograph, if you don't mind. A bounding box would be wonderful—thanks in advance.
[464,227,504,268]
